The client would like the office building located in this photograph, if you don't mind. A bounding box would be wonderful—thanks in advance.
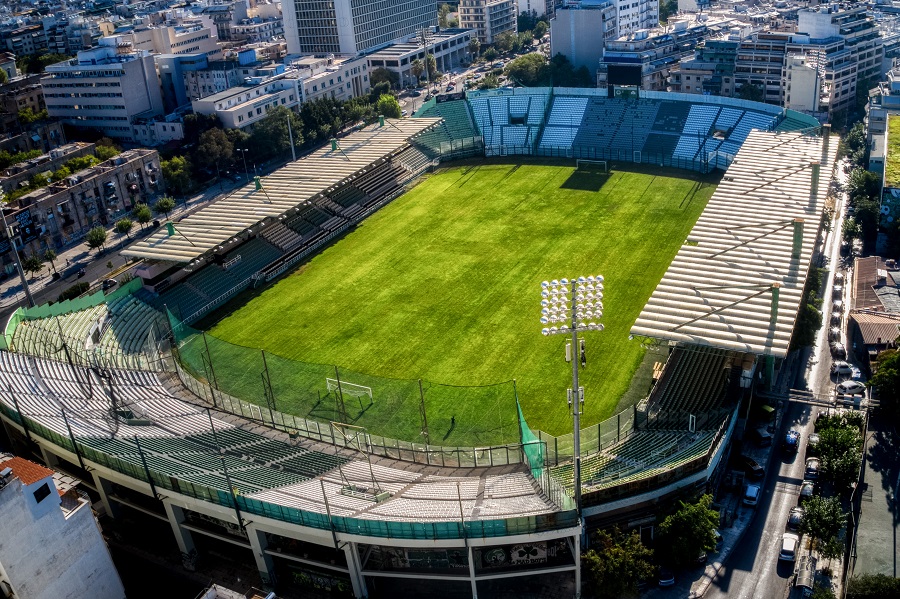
[365,30,473,88]
[42,37,165,142]
[282,0,435,55]
[550,1,618,73]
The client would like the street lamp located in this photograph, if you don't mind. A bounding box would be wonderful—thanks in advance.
[540,275,604,514]
[236,148,250,183]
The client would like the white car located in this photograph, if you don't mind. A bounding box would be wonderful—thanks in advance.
[779,533,800,561]
[831,361,853,375]
[743,484,761,506]
[836,380,866,396]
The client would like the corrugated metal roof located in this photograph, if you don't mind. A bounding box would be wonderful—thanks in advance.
[631,130,838,358]
[122,118,441,264]
[850,311,900,345]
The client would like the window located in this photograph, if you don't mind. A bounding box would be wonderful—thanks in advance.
[33,482,51,503]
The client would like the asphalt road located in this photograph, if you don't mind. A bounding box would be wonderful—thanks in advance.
[704,159,852,599]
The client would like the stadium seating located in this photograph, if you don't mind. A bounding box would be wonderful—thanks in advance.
[261,222,304,253]
[412,100,479,157]
[648,345,733,415]
[546,97,588,127]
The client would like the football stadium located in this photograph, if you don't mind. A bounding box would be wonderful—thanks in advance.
[0,87,835,598]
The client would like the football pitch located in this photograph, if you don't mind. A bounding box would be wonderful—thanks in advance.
[198,162,716,446]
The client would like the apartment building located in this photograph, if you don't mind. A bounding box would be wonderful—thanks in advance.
[550,1,618,73]
[365,30,473,88]
[191,75,301,129]
[0,456,125,599]
[10,148,162,251]
[41,37,165,142]
[615,0,660,37]
[230,17,284,44]
[516,0,555,18]
[0,23,49,57]
[283,0,435,55]
[668,38,739,96]
[128,20,223,61]
[459,0,517,45]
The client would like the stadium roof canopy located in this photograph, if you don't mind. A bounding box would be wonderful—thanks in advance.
[122,118,441,264]
[631,130,838,358]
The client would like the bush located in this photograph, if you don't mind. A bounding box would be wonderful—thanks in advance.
[57,282,89,302]
[847,573,900,598]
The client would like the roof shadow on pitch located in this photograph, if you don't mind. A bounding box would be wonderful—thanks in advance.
[560,170,608,192]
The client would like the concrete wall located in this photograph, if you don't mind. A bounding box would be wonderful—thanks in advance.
[0,477,125,599]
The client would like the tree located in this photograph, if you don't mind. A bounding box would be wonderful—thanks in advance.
[161,156,192,196]
[737,83,764,102]
[582,528,655,599]
[840,122,867,169]
[846,168,881,205]
[818,425,862,492]
[478,74,500,90]
[854,198,880,241]
[533,21,548,40]
[657,494,720,568]
[95,144,120,161]
[197,128,234,179]
[21,254,44,277]
[659,0,679,23]
[370,67,399,89]
[17,108,49,125]
[871,350,900,418]
[800,496,846,554]
[374,94,401,119]
[132,203,153,230]
[42,248,57,274]
[115,218,134,239]
[505,53,549,86]
[842,217,862,243]
[495,31,518,54]
[85,226,108,251]
[483,47,498,62]
[438,3,452,28]
[182,112,221,146]
[810,587,838,599]
[469,37,481,59]
[425,54,437,83]
[249,106,304,160]
[411,59,425,84]
[517,9,539,32]
[847,573,900,598]
[153,196,176,218]
[0,68,7,85]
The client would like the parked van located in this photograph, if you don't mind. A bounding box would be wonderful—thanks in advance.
[743,484,761,506]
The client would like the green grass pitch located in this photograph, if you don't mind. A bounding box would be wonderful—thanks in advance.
[199,162,716,446]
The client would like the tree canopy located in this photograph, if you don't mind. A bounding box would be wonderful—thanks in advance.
[871,349,900,419]
[800,496,846,555]
[375,94,402,119]
[21,254,44,277]
[161,156,192,196]
[85,226,108,250]
[657,494,719,568]
[583,528,655,599]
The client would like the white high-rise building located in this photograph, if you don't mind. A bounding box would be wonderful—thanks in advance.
[282,0,435,56]
[459,0,517,45]
[615,0,659,37]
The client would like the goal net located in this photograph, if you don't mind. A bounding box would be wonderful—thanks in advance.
[576,159,608,174]
[326,377,373,400]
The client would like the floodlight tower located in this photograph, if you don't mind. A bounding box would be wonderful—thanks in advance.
[540,275,605,514]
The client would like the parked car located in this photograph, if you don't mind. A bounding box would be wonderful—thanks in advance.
[779,533,800,561]
[806,432,820,456]
[830,342,846,359]
[835,272,845,285]
[832,300,843,313]
[740,455,765,478]
[658,567,675,587]
[743,484,761,506]
[831,361,853,376]
[101,278,118,291]
[409,90,422,97]
[787,506,804,531]
[830,312,842,326]
[836,380,866,396]
[828,327,841,341]
[799,479,816,503]
[805,457,820,480]
[833,285,843,300]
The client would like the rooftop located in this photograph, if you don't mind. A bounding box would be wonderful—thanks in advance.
[631,130,838,358]
[122,118,441,263]
[0,455,53,485]
[886,115,900,188]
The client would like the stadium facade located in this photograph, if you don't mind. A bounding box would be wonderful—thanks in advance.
[0,88,836,598]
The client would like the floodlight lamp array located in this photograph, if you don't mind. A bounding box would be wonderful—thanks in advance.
[540,276,605,336]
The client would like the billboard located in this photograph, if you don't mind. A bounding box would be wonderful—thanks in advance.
[607,64,642,86]
[14,209,38,245]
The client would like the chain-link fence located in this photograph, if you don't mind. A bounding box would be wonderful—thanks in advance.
[169,309,521,448]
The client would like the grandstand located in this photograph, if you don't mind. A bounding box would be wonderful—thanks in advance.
[0,93,835,598]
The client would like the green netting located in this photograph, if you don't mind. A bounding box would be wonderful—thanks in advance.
[169,309,520,447]
[517,398,544,480]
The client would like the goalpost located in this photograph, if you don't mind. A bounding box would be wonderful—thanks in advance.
[326,378,373,400]
[575,159,608,174]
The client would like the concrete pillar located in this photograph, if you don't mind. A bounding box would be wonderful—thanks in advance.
[91,472,120,519]
[467,544,478,598]
[574,533,582,599]
[344,541,368,599]
[39,445,60,468]
[163,502,196,569]
[246,526,276,588]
